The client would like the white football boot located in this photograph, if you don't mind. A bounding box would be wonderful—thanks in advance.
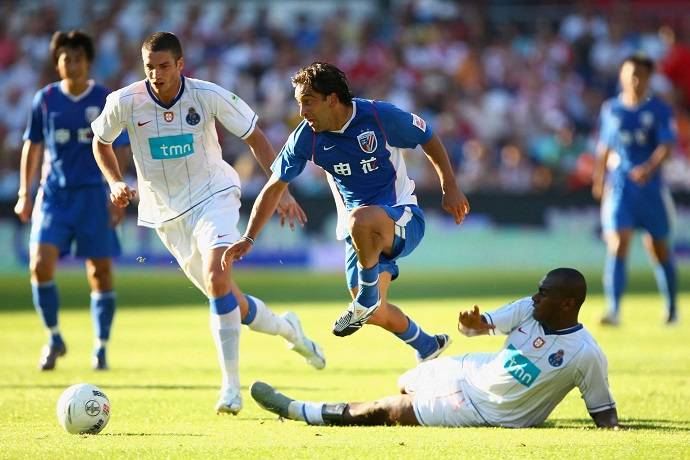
[332,300,380,337]
[282,312,326,370]
[215,386,243,415]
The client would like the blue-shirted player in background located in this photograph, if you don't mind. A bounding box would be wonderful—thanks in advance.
[593,54,678,326]
[14,30,129,370]
[223,62,470,362]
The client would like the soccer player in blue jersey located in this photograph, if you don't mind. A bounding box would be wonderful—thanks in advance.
[592,55,678,326]
[14,30,129,370]
[223,62,470,362]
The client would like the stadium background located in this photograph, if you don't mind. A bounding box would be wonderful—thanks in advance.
[0,0,689,282]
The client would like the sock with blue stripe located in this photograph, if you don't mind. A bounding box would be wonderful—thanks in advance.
[395,316,437,358]
[241,294,296,342]
[288,400,325,425]
[654,259,677,321]
[209,292,241,390]
[32,281,63,346]
[91,291,116,344]
[354,263,379,308]
[604,254,626,317]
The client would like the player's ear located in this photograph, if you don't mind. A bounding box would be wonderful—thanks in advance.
[177,56,185,72]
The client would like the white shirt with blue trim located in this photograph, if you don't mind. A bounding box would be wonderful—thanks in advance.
[459,297,616,427]
[91,76,257,227]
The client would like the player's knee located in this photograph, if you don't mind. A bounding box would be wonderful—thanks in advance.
[206,269,231,297]
[87,263,112,285]
[30,255,54,281]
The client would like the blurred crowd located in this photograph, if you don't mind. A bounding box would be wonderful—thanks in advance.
[1,0,690,201]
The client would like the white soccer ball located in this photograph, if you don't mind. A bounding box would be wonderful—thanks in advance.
[56,383,111,434]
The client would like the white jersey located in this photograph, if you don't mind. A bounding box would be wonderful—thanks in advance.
[459,297,616,427]
[91,76,257,227]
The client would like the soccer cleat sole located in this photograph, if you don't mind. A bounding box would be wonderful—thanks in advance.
[417,334,452,363]
[332,302,380,337]
[250,381,293,419]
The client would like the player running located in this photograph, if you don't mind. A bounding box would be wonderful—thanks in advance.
[593,54,678,326]
[251,268,619,429]
[222,62,470,363]
[15,30,129,371]
[90,32,324,415]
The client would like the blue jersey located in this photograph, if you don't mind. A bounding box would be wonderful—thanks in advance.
[23,81,128,191]
[272,98,433,239]
[598,95,675,196]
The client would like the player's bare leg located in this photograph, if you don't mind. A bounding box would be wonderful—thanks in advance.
[643,234,677,324]
[85,257,115,370]
[601,229,632,326]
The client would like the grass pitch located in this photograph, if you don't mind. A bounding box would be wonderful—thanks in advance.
[0,269,688,459]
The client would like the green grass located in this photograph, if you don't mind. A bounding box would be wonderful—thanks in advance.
[0,270,688,459]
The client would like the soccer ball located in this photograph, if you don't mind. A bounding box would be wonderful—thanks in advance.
[56,383,111,434]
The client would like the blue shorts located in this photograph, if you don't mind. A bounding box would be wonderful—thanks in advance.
[345,205,425,289]
[30,185,121,259]
[602,188,674,240]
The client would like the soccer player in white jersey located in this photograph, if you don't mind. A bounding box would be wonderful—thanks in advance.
[251,268,619,429]
[223,62,470,362]
[90,32,325,415]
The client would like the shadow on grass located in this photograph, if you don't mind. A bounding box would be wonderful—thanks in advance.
[541,418,690,431]
[0,383,328,392]
[104,432,206,437]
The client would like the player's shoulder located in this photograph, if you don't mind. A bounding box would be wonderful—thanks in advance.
[572,326,606,359]
[647,95,672,113]
[184,76,226,96]
[286,119,313,148]
[35,82,61,100]
[600,97,619,113]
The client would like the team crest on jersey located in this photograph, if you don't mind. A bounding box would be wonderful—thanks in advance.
[640,111,654,127]
[85,106,101,123]
[412,113,426,132]
[186,107,200,126]
[164,111,174,122]
[533,337,545,349]
[548,349,565,367]
[357,131,377,153]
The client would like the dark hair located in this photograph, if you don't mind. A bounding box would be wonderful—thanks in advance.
[50,30,95,65]
[622,53,655,73]
[291,62,353,104]
[142,31,183,60]
[547,267,587,307]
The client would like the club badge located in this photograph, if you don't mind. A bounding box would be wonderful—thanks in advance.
[164,111,174,122]
[186,107,200,126]
[548,349,565,367]
[85,106,101,123]
[357,131,377,153]
[533,337,545,349]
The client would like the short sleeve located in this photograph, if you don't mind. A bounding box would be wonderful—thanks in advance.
[482,297,534,335]
[23,90,44,143]
[271,121,311,183]
[91,92,125,144]
[597,101,615,151]
[655,101,677,145]
[207,84,257,139]
[374,101,434,149]
[574,345,616,414]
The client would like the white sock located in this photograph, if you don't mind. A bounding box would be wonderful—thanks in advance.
[246,295,296,342]
[94,339,108,349]
[210,308,241,390]
[288,400,324,425]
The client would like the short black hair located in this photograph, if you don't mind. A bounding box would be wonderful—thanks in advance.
[50,30,95,65]
[142,31,183,61]
[546,268,587,307]
[292,62,353,104]
[622,53,655,73]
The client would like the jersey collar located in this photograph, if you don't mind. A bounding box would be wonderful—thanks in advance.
[329,100,357,134]
[146,75,185,109]
[59,79,95,102]
[542,323,583,335]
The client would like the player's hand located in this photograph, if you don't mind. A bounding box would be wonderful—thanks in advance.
[629,164,652,185]
[14,195,33,223]
[458,305,495,334]
[276,190,307,230]
[591,182,603,201]
[442,188,470,225]
[221,238,254,270]
[109,181,136,208]
[108,202,126,227]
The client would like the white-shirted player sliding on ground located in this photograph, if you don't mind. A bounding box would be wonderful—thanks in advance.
[223,62,470,362]
[251,268,619,428]
[90,32,325,415]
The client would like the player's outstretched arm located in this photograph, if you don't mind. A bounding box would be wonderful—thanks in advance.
[14,140,43,223]
[221,176,289,270]
[590,407,619,428]
[93,138,136,208]
[458,305,495,336]
[421,134,470,225]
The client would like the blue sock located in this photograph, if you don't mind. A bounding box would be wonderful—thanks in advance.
[210,291,238,315]
[32,281,61,343]
[654,260,677,321]
[395,317,437,358]
[241,295,257,325]
[91,291,116,341]
[355,264,379,308]
[604,254,626,317]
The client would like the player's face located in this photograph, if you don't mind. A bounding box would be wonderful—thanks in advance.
[142,49,184,98]
[620,61,651,97]
[294,84,336,132]
[56,47,90,82]
[531,275,562,324]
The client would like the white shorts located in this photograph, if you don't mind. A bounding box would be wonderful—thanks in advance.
[155,189,241,295]
[398,356,484,427]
